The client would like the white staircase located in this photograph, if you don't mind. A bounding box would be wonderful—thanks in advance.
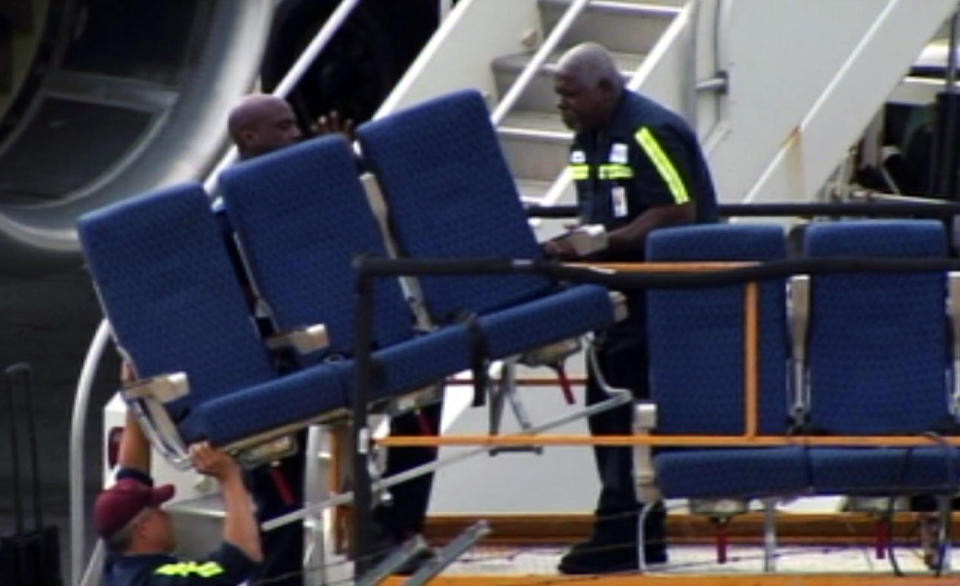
[382,0,959,208]
[377,0,688,216]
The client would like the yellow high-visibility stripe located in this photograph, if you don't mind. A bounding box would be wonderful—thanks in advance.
[568,164,590,180]
[634,127,689,204]
[155,561,225,578]
[598,164,634,180]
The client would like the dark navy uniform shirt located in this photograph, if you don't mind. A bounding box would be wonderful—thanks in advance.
[568,90,718,263]
[103,468,259,586]
[103,542,258,586]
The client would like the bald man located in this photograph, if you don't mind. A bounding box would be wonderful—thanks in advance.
[222,95,434,580]
[547,42,717,575]
[227,94,303,160]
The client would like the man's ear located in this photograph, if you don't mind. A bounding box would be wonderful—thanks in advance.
[240,130,257,149]
[131,517,147,541]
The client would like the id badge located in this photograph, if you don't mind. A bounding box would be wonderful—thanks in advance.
[611,186,628,218]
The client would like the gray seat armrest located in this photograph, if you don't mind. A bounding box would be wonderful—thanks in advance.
[121,372,192,469]
[265,323,330,354]
[949,272,960,417]
[634,401,659,502]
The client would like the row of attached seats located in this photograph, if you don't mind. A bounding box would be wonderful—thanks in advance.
[77,89,619,464]
[647,220,959,507]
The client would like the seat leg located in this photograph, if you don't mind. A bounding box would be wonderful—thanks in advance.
[636,502,651,573]
[714,517,730,564]
[762,498,777,572]
[303,424,338,585]
[938,494,952,573]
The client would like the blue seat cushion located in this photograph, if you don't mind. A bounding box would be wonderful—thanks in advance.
[350,324,473,404]
[219,135,415,354]
[646,224,789,434]
[805,220,948,434]
[178,361,352,446]
[810,447,960,494]
[78,183,279,422]
[655,448,809,499]
[478,284,614,359]
[356,89,554,323]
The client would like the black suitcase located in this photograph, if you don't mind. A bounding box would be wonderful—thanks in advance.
[0,363,62,586]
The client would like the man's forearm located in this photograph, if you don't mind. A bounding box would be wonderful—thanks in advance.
[117,409,151,473]
[220,473,264,562]
[606,202,695,254]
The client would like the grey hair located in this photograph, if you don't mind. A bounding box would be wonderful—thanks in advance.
[557,42,624,93]
[104,523,136,553]
[103,508,152,553]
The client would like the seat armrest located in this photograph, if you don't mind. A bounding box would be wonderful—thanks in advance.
[787,275,810,423]
[265,323,330,354]
[610,291,628,322]
[948,272,960,417]
[121,372,192,470]
[635,401,657,432]
[123,372,190,403]
[634,401,659,502]
[519,338,582,367]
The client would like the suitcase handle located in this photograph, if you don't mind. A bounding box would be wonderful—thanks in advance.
[4,363,41,533]
[5,363,23,535]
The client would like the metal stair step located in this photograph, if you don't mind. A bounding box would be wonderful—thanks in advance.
[492,49,646,113]
[499,110,570,137]
[516,178,555,201]
[538,0,680,56]
[498,110,572,183]
[501,133,571,182]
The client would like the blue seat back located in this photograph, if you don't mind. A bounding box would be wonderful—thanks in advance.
[805,220,949,434]
[356,89,554,323]
[646,224,789,434]
[78,183,277,420]
[219,135,415,355]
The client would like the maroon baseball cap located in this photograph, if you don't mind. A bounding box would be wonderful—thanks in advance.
[94,478,175,539]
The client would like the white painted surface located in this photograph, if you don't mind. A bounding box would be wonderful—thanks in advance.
[431,381,601,514]
[376,0,543,116]
[707,0,955,203]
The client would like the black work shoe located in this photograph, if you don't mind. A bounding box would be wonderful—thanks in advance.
[557,536,667,574]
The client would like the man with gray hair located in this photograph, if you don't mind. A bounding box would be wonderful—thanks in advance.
[546,42,717,574]
[96,363,262,586]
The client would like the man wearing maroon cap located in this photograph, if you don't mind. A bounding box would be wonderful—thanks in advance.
[96,377,263,586]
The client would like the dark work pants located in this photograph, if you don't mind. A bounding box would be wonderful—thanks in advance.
[585,369,641,524]
[585,303,662,539]
[377,401,443,541]
[247,431,307,586]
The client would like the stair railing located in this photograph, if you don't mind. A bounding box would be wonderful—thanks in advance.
[489,0,592,126]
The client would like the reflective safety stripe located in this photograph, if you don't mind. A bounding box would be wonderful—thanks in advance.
[155,561,226,578]
[568,164,590,180]
[598,164,634,180]
[634,126,689,204]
